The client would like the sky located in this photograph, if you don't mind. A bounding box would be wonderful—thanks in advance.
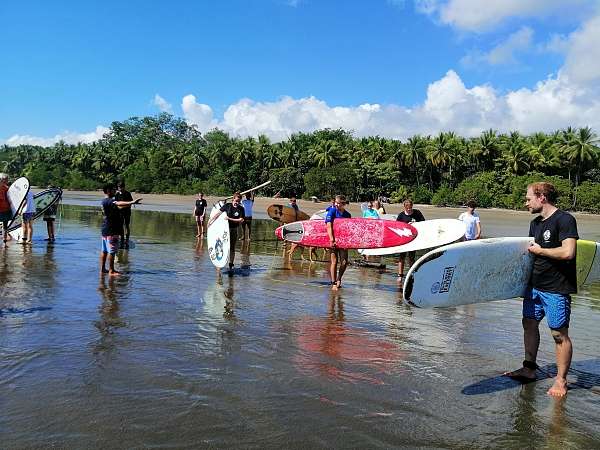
[2,0,600,145]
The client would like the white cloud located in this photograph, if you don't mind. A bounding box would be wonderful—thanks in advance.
[462,27,533,67]
[416,0,593,32]
[153,94,173,113]
[4,126,109,147]
[562,14,600,85]
[542,34,570,54]
[179,68,600,142]
[181,94,217,132]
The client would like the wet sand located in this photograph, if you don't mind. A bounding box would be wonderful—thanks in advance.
[2,205,600,449]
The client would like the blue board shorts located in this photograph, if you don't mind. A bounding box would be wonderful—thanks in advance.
[523,287,571,330]
[101,235,120,255]
[23,212,35,222]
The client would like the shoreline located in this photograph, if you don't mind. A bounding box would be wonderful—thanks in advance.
[49,188,600,240]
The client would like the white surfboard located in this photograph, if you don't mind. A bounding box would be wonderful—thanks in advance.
[359,219,467,256]
[6,177,30,228]
[207,202,230,269]
[403,237,600,308]
[8,188,62,240]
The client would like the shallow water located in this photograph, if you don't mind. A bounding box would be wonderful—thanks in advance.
[2,205,600,449]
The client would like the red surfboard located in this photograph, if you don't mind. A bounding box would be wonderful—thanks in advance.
[275,218,417,249]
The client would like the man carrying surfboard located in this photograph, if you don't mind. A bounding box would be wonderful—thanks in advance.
[396,199,425,279]
[0,174,11,244]
[326,195,351,290]
[505,182,578,397]
[208,192,245,273]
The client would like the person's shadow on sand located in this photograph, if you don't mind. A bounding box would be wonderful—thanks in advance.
[462,359,600,395]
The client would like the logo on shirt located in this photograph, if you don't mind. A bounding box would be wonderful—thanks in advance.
[543,230,551,242]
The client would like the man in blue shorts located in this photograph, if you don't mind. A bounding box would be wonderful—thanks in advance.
[505,182,578,397]
[100,184,142,276]
[326,194,351,291]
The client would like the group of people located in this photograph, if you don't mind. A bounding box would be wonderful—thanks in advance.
[0,173,60,245]
[198,183,577,397]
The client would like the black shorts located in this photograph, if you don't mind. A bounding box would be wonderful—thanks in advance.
[121,211,131,226]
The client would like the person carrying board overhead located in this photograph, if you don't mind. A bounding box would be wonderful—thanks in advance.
[458,200,481,240]
[396,199,425,279]
[208,192,245,273]
[326,194,351,291]
[504,182,578,397]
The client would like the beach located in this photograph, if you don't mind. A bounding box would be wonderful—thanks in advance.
[57,188,600,240]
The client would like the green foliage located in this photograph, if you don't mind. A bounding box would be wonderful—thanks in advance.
[390,186,409,204]
[575,181,600,213]
[453,171,505,207]
[410,185,433,204]
[431,185,454,206]
[304,163,358,200]
[2,117,599,212]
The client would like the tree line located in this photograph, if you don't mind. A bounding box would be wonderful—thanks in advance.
[1,113,600,212]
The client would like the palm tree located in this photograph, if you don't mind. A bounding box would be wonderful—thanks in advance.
[309,140,339,168]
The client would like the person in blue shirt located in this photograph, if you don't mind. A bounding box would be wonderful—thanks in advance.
[326,195,351,290]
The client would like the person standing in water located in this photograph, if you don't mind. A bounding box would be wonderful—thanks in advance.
[193,192,208,238]
[458,200,481,240]
[241,192,254,240]
[100,184,142,276]
[326,194,351,290]
[0,174,12,244]
[21,188,35,244]
[396,199,425,279]
[115,181,134,248]
[505,182,578,397]
[43,187,61,242]
[208,192,245,273]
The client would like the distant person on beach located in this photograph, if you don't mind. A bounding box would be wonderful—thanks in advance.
[396,199,425,279]
[362,201,380,219]
[374,199,386,216]
[43,192,60,242]
[21,188,35,244]
[326,194,351,290]
[0,173,11,244]
[505,182,578,397]
[193,192,208,238]
[458,200,481,240]
[208,192,245,273]
[115,181,134,248]
[241,192,254,240]
[100,184,142,276]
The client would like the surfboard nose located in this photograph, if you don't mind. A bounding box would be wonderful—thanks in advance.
[275,226,283,240]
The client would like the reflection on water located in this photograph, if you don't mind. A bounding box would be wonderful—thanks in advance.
[2,204,600,448]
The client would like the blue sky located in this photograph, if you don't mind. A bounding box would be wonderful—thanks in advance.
[2,0,600,144]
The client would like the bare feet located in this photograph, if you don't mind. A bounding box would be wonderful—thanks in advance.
[503,366,536,382]
[547,377,568,397]
[109,270,121,277]
[331,283,338,291]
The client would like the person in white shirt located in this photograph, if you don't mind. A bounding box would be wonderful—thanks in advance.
[458,200,481,240]
[241,192,254,240]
